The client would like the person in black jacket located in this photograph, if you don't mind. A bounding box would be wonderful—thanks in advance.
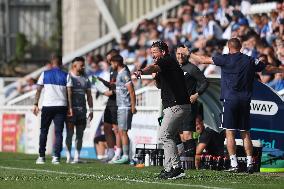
[175,45,209,156]
[134,41,190,179]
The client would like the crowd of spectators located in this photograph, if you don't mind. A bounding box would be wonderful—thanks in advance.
[14,0,284,97]
[84,0,284,92]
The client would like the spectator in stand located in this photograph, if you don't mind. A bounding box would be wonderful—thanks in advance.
[242,34,259,59]
[119,37,135,62]
[146,29,161,47]
[17,77,37,94]
[86,54,103,77]
[133,48,148,72]
[202,12,223,41]
[215,0,233,29]
[181,10,198,42]
[257,54,273,84]
[238,18,253,38]
[260,14,271,40]
[267,66,284,92]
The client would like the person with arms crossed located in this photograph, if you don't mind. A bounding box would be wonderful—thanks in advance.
[189,38,284,173]
[175,45,209,156]
[134,41,190,179]
[65,56,93,163]
[109,55,136,164]
[33,54,73,164]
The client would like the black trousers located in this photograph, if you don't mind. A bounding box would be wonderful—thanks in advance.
[39,106,67,158]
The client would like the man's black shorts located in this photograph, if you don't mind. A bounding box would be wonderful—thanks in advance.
[103,106,118,125]
[221,99,251,131]
[180,102,197,132]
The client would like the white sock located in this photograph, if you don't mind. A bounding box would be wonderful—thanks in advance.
[247,156,252,166]
[107,148,115,158]
[66,151,71,160]
[115,148,122,157]
[97,155,104,160]
[74,150,80,160]
[230,154,238,167]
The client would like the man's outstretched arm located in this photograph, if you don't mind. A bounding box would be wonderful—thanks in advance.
[190,53,214,65]
[134,64,161,78]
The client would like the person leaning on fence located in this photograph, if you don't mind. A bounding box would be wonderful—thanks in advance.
[189,37,284,174]
[33,54,73,165]
[134,41,190,179]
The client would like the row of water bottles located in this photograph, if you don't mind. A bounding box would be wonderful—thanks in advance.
[133,147,165,167]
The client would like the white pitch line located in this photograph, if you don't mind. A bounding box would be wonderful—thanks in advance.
[0,166,231,189]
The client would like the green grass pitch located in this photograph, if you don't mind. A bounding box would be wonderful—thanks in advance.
[0,153,283,189]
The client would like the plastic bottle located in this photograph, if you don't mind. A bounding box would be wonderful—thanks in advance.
[145,153,150,167]
[86,117,91,128]
[158,150,164,166]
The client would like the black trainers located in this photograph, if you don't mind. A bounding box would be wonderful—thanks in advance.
[158,168,169,179]
[225,166,239,173]
[246,164,254,174]
[159,167,185,179]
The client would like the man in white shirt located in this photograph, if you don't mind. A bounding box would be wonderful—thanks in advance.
[33,55,73,164]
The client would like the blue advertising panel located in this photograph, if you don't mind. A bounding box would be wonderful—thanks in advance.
[250,81,284,172]
[200,79,284,172]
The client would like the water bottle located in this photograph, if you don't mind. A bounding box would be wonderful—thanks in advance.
[145,153,150,167]
[151,150,157,166]
[216,156,222,171]
[200,154,205,169]
[209,155,213,170]
[158,150,164,166]
[86,117,91,128]
[223,156,229,170]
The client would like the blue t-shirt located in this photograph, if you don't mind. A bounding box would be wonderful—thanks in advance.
[212,52,266,101]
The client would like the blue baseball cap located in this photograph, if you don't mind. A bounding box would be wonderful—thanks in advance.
[232,24,240,31]
[238,18,249,26]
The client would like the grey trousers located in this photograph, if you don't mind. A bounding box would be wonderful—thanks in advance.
[158,104,191,171]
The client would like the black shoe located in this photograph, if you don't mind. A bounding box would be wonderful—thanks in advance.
[159,167,185,179]
[225,166,239,173]
[246,164,254,174]
[158,169,169,179]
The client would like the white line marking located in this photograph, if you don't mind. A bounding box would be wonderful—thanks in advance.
[0,166,231,189]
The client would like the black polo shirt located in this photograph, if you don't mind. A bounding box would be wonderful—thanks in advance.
[199,127,225,156]
[156,54,189,108]
[106,68,117,107]
[212,52,266,101]
[181,61,208,96]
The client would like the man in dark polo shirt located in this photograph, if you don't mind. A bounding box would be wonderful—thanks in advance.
[175,45,209,156]
[97,49,121,162]
[194,115,225,169]
[134,41,190,179]
[189,38,284,173]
